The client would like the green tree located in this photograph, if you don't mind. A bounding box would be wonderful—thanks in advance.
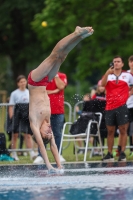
[32,0,133,84]
[0,0,45,90]
[1,0,133,94]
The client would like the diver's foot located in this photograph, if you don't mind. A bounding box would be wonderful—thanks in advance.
[75,26,94,38]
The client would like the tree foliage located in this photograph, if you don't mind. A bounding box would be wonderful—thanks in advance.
[0,0,45,90]
[0,0,133,93]
[32,0,133,84]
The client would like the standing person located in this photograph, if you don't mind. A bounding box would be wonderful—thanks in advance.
[33,72,67,164]
[101,56,133,162]
[127,55,133,156]
[9,75,37,161]
[114,55,133,157]
[28,26,94,171]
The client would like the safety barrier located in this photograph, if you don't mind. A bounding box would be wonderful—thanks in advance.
[0,102,133,159]
[0,102,73,152]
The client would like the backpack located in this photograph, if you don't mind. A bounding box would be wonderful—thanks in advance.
[70,112,98,135]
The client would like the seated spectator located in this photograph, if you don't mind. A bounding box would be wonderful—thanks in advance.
[90,88,96,98]
[75,93,91,116]
[73,95,107,155]
[91,80,106,100]
[83,98,107,155]
[74,93,92,154]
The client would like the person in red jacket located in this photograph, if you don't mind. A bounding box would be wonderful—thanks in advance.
[101,56,133,162]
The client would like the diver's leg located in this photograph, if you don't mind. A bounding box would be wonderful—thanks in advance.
[31,26,94,81]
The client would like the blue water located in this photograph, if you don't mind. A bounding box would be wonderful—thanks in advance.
[0,163,133,200]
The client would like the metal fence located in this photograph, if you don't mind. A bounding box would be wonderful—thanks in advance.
[0,102,72,152]
[0,101,133,156]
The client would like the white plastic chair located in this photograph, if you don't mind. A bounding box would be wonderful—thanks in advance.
[59,112,103,162]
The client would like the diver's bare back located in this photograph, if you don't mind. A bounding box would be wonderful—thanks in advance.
[28,85,51,126]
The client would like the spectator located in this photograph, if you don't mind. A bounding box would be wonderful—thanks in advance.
[82,97,107,156]
[90,88,96,98]
[9,75,37,161]
[127,87,133,156]
[5,97,24,151]
[91,80,106,100]
[33,72,67,164]
[75,93,91,154]
[75,93,91,116]
[113,55,133,157]
[101,56,133,162]
[89,80,106,155]
[127,55,133,157]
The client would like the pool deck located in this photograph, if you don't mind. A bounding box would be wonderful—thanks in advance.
[0,161,133,176]
[1,161,133,191]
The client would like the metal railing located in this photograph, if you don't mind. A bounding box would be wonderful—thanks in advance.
[0,102,133,160]
[0,102,73,153]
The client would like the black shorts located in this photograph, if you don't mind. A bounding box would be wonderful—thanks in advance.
[105,104,129,126]
[12,103,33,135]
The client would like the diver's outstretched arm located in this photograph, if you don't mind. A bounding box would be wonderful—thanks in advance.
[50,137,62,168]
[30,123,54,170]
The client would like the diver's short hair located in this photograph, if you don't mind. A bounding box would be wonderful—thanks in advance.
[32,135,51,145]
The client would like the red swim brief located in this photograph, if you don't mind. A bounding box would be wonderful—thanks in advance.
[28,71,49,86]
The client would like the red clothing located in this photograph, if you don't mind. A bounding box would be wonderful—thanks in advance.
[91,93,106,101]
[46,72,67,114]
[28,71,49,86]
[105,71,133,110]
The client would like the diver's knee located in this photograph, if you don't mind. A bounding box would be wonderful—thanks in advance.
[50,52,66,62]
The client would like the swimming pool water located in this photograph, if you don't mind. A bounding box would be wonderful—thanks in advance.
[0,162,133,200]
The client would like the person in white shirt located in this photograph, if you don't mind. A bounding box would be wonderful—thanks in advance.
[127,55,133,156]
[9,75,36,161]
